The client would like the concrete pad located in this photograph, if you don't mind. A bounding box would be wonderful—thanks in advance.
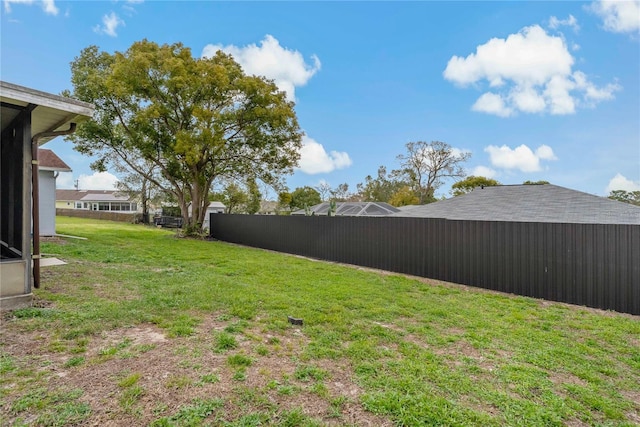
[39,258,67,267]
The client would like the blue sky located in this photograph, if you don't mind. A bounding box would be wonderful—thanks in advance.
[2,1,639,198]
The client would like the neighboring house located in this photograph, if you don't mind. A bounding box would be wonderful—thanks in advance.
[391,184,640,224]
[56,189,139,213]
[291,201,401,217]
[1,81,94,310]
[38,149,71,236]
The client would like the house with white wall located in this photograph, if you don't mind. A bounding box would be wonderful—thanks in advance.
[38,149,71,236]
[56,189,139,213]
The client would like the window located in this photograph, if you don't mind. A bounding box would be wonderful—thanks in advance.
[110,202,128,211]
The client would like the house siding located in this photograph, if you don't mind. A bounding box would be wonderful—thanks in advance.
[38,170,57,236]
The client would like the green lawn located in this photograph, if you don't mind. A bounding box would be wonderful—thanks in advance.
[1,216,638,426]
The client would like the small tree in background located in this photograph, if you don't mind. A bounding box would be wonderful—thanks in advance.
[451,176,500,196]
[523,180,550,185]
[331,183,352,202]
[388,185,419,206]
[214,182,249,214]
[608,190,640,206]
[315,181,332,202]
[290,186,322,211]
[356,166,406,203]
[246,177,262,215]
[277,191,293,214]
[396,141,471,204]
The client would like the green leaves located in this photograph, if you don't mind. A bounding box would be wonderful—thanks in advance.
[452,175,501,196]
[66,40,302,230]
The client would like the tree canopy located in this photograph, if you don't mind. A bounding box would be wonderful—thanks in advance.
[388,185,419,206]
[523,180,550,185]
[396,141,470,204]
[345,141,470,206]
[608,190,640,206]
[66,40,302,232]
[288,186,322,211]
[451,176,500,196]
[356,166,407,204]
[212,181,248,214]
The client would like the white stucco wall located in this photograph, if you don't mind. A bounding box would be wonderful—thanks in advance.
[38,170,57,236]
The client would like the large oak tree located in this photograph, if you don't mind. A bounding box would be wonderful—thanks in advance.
[66,40,302,231]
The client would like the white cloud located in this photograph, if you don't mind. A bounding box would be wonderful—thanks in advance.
[443,25,621,116]
[93,12,124,37]
[297,135,352,175]
[534,144,557,160]
[42,0,57,14]
[77,172,119,190]
[511,85,546,113]
[55,172,74,189]
[122,0,143,15]
[549,14,580,32]
[202,35,321,102]
[588,0,640,34]
[444,26,573,87]
[485,144,557,173]
[472,92,513,117]
[606,173,640,193]
[4,0,58,15]
[471,165,498,179]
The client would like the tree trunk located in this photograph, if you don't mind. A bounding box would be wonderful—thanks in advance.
[177,193,189,229]
[189,182,210,230]
[141,179,149,224]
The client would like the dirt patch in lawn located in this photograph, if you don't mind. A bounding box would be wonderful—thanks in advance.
[0,314,393,426]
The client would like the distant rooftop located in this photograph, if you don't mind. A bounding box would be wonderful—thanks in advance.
[56,189,130,202]
[391,184,640,225]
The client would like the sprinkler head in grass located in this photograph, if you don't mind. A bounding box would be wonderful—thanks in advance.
[288,316,303,326]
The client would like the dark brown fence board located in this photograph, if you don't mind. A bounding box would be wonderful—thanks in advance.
[210,215,639,315]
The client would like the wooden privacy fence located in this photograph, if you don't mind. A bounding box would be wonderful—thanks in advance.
[209,215,640,315]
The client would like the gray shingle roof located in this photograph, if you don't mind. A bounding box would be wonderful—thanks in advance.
[391,185,640,225]
[80,193,129,202]
[56,189,131,202]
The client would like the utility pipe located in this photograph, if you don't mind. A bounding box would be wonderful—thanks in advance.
[31,123,77,288]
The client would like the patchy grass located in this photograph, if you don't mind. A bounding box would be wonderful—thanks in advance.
[0,216,638,426]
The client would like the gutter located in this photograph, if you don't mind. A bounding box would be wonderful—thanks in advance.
[31,123,77,288]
